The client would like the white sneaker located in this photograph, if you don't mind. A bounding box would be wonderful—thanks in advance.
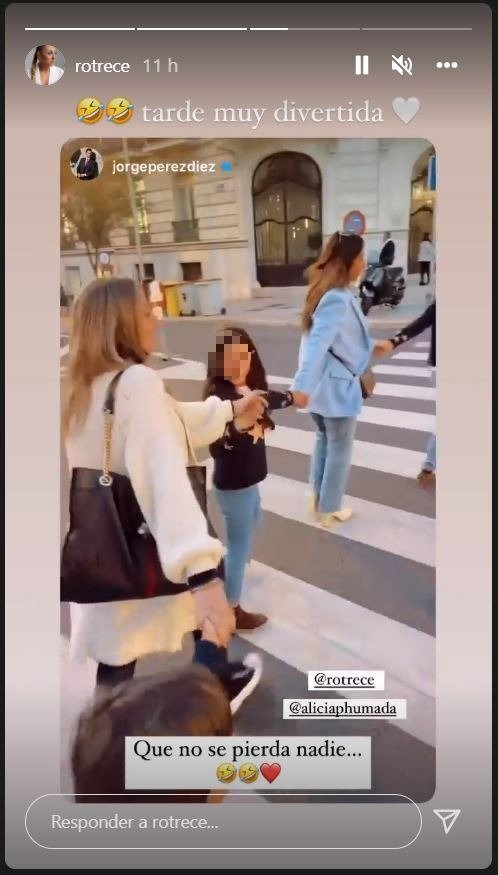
[222,653,263,715]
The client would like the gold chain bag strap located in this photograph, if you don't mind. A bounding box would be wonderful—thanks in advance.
[60,369,200,603]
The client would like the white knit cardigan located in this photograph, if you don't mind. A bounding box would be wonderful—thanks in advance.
[65,364,233,666]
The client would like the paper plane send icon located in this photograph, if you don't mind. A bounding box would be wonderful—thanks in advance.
[433,809,461,835]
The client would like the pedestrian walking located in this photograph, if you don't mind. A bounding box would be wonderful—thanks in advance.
[418,233,435,285]
[62,277,268,704]
[376,300,436,486]
[291,231,385,527]
[203,327,295,630]
[379,231,395,266]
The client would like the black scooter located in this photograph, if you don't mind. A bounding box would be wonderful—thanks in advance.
[359,242,406,316]
[359,265,406,315]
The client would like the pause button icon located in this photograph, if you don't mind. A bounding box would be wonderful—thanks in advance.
[355,55,369,75]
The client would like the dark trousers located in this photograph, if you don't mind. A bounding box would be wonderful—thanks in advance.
[419,261,431,284]
[96,636,227,689]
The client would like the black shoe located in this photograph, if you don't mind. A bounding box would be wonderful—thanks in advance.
[219,653,263,714]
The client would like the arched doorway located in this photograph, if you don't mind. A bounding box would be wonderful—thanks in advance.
[252,152,322,287]
[408,147,436,273]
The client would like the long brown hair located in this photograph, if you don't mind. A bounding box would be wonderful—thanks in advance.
[301,231,364,332]
[62,277,148,436]
[203,325,275,431]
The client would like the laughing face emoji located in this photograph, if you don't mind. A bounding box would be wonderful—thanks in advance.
[238,762,259,784]
[76,97,104,124]
[216,763,237,784]
[106,97,134,124]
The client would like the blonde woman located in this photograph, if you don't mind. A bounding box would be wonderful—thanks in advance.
[29,45,64,85]
[63,277,266,706]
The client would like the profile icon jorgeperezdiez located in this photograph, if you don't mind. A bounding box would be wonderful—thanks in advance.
[25,44,65,85]
[69,147,104,181]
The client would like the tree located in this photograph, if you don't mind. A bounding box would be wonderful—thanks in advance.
[60,143,131,276]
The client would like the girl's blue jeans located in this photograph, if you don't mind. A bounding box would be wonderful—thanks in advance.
[213,485,262,605]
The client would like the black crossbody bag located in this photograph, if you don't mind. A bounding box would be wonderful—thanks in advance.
[61,371,222,604]
[328,350,376,400]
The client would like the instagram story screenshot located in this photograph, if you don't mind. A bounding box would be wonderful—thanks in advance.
[4,2,492,869]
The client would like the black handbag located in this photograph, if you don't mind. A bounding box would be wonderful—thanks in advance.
[329,350,376,400]
[60,371,222,604]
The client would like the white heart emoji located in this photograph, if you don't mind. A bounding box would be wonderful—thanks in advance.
[392,97,421,124]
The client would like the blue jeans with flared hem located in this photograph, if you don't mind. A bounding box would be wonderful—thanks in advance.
[423,369,436,472]
[213,484,262,606]
[309,414,357,513]
[424,433,436,472]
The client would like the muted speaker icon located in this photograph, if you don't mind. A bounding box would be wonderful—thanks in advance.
[392,54,413,75]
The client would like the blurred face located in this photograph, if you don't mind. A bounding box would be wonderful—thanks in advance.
[349,248,366,282]
[86,150,92,159]
[222,338,252,384]
[136,292,158,355]
[38,46,57,66]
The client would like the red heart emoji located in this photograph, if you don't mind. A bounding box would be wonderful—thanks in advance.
[260,762,281,784]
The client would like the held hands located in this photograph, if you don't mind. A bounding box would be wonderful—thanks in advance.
[292,390,310,409]
[373,340,395,357]
[232,390,268,431]
[192,579,235,646]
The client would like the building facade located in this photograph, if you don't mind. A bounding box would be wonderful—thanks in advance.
[61,137,435,300]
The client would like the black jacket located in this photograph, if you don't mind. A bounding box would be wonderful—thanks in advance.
[76,156,99,180]
[379,240,395,267]
[391,300,436,366]
[207,380,293,490]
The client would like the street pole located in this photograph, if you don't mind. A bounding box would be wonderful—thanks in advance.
[122,137,144,283]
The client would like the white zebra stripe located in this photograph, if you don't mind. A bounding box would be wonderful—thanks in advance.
[367,382,435,401]
[373,364,431,379]
[158,360,436,406]
[266,425,425,478]
[359,405,435,432]
[391,352,428,361]
[240,560,435,745]
[206,463,435,566]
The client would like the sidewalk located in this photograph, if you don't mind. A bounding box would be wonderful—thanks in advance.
[60,277,433,332]
[171,275,433,328]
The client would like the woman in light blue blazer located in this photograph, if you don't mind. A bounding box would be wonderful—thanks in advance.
[292,232,382,527]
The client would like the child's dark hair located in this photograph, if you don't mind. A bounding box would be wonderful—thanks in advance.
[203,325,275,431]
[72,665,232,804]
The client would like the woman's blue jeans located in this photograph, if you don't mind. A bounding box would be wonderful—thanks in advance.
[424,369,436,471]
[309,414,357,513]
[213,485,262,606]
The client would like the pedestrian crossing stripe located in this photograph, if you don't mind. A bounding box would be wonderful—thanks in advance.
[391,352,429,361]
[156,360,436,408]
[359,405,434,432]
[373,364,431,379]
[239,560,435,746]
[266,425,425,478]
[366,382,435,401]
[205,462,435,567]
